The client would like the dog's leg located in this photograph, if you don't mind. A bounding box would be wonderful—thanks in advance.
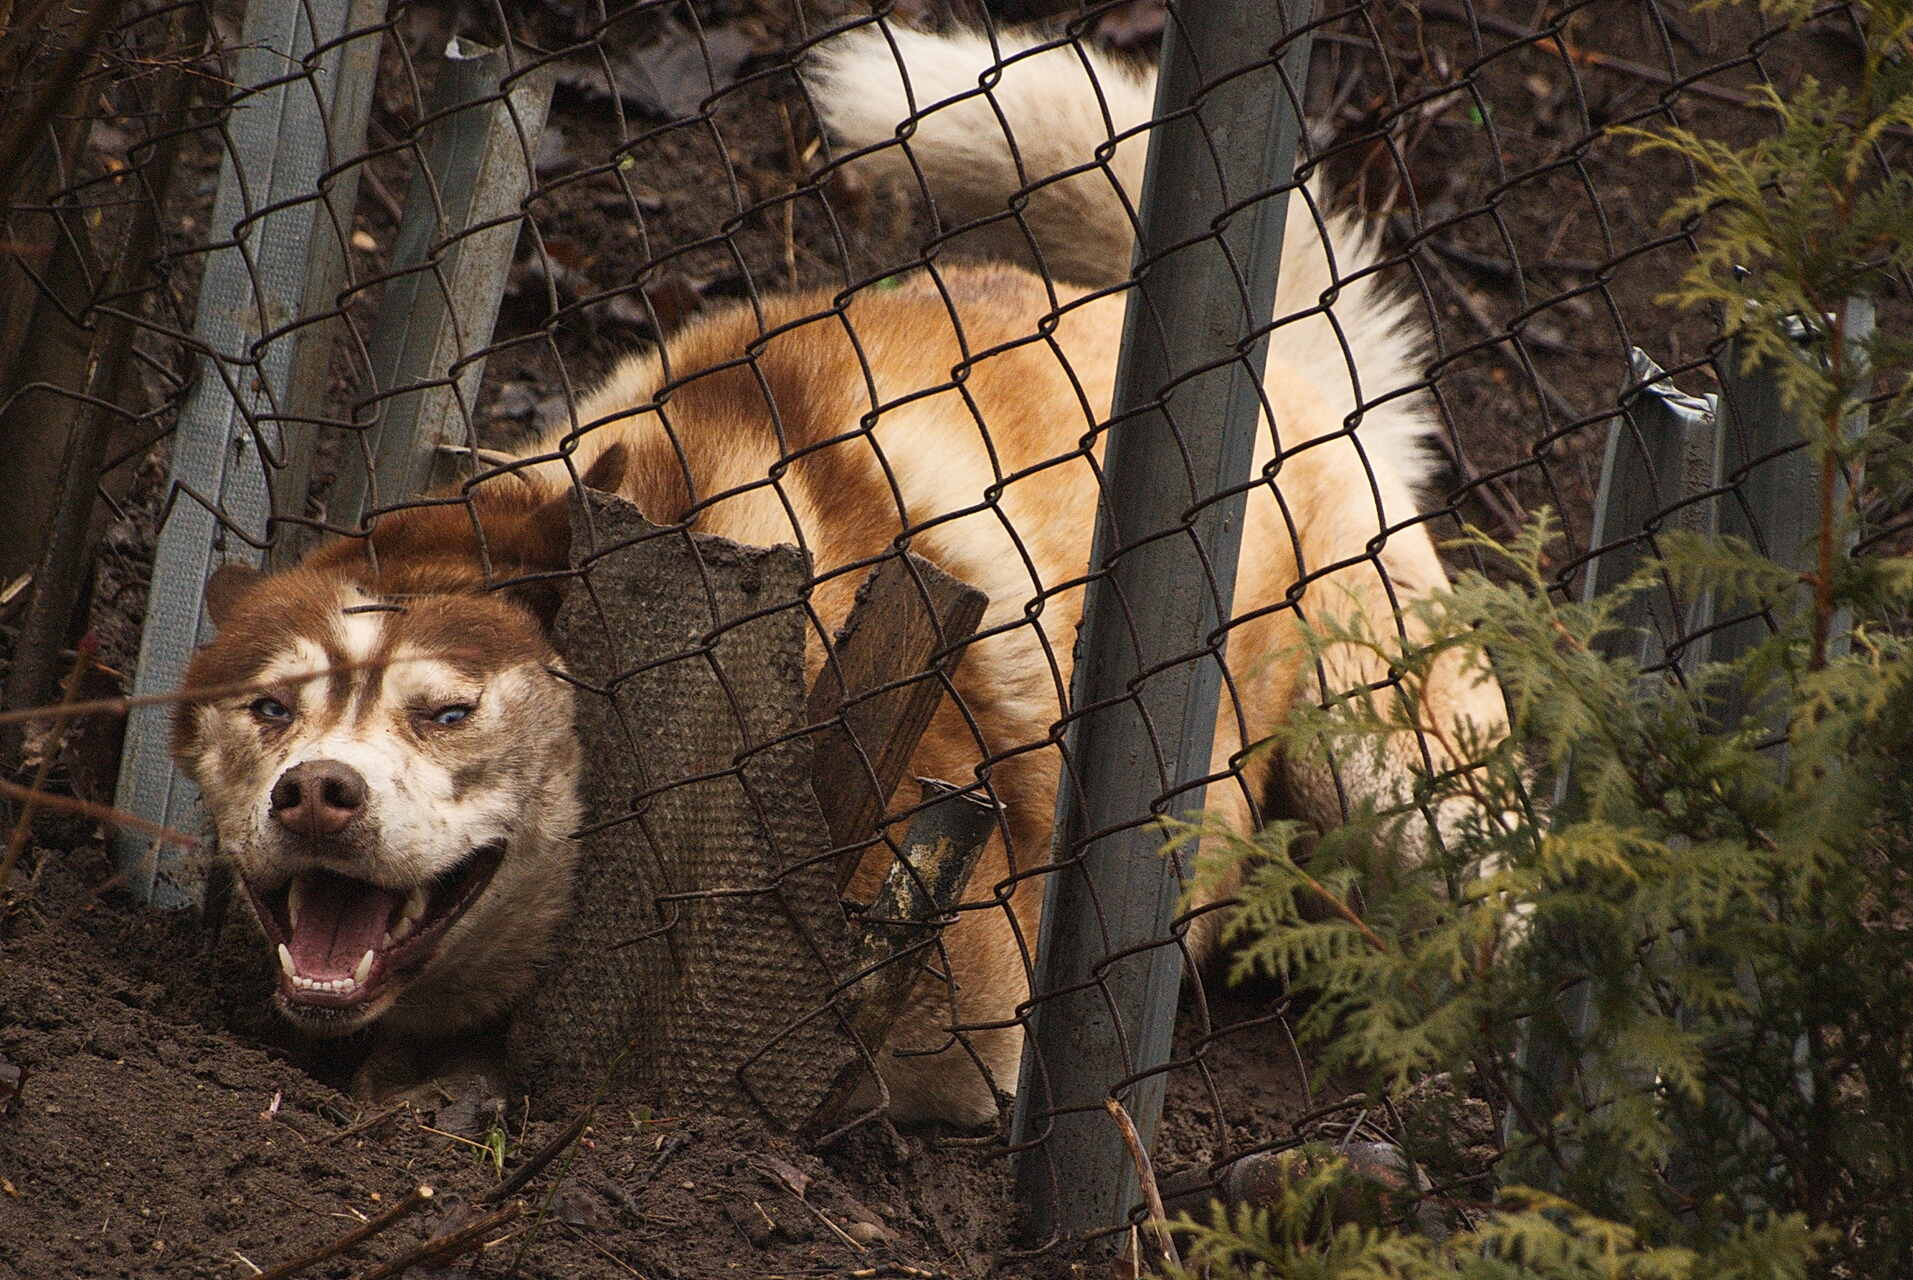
[1273,480,1510,879]
[848,840,1032,1129]
[353,1020,513,1111]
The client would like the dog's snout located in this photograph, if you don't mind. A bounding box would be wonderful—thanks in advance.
[269,759,367,837]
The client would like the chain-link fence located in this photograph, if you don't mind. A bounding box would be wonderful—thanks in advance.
[2,0,1905,1263]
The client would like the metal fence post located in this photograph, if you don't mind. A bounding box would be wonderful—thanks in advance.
[112,0,379,906]
[326,38,554,529]
[1501,350,1719,1188]
[1694,298,1874,1174]
[1505,300,1874,1190]
[1009,0,1314,1245]
[267,0,385,568]
[1711,298,1874,686]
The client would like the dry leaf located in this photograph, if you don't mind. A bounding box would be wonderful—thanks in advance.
[751,1153,810,1201]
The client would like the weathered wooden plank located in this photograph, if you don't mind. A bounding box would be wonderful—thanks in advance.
[803,553,988,891]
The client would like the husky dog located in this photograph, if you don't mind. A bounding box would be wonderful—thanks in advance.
[173,25,1507,1124]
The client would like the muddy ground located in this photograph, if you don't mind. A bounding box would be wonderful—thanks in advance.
[0,1,1887,1276]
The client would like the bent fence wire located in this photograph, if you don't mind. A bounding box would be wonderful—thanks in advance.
[1,0,1905,1253]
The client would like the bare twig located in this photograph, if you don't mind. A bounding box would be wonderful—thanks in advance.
[1104,1097,1181,1275]
[1422,250,1582,426]
[1429,432,1528,541]
[757,1158,867,1254]
[253,1185,434,1280]
[1418,1,1759,111]
[0,776,203,852]
[0,0,131,189]
[353,1201,522,1280]
[479,1111,590,1205]
[320,1103,409,1145]
[1,635,95,893]
[560,1221,647,1278]
[0,655,416,728]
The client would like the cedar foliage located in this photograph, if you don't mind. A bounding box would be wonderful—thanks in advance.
[1162,2,1912,1273]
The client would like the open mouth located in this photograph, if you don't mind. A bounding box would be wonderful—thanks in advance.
[243,841,506,1014]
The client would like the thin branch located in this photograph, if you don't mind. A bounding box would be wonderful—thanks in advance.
[354,1201,522,1280]
[1,636,95,892]
[479,1111,589,1205]
[0,654,416,728]
[0,0,132,189]
[253,1185,434,1280]
[1104,1097,1181,1275]
[0,776,204,851]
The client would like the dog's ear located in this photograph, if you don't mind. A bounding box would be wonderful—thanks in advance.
[501,575,567,635]
[496,486,578,636]
[579,442,630,495]
[205,562,264,628]
[498,443,632,632]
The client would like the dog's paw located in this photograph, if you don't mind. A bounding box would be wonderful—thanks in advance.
[351,1025,512,1123]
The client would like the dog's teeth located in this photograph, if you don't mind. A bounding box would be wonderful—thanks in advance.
[388,886,428,944]
[353,949,374,985]
[278,943,296,978]
[286,877,304,931]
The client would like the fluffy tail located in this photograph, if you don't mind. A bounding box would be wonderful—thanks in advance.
[806,22,1437,486]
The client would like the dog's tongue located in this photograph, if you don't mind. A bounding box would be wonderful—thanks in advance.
[287,871,402,978]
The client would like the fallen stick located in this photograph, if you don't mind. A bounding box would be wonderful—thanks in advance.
[480,1111,590,1204]
[354,1201,522,1280]
[320,1103,409,1145]
[1105,1098,1181,1276]
[252,1184,434,1280]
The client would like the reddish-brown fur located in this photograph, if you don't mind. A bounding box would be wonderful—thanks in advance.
[176,25,1514,1124]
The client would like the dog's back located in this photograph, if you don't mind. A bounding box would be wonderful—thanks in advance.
[180,23,1507,1128]
[527,26,1504,1124]
[805,23,1437,483]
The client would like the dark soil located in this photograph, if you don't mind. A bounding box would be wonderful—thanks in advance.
[1,855,1019,1280]
[4,851,1483,1279]
[0,1,1891,1277]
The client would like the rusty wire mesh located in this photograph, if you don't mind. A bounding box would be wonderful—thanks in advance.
[3,0,1908,1257]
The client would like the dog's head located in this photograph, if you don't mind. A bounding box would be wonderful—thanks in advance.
[171,461,623,1039]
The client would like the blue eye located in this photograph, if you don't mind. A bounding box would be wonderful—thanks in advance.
[429,704,474,726]
[250,697,292,722]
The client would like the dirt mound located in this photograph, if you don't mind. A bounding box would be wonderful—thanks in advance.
[1,853,1049,1279]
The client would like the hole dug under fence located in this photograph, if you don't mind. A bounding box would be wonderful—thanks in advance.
[508,486,994,1134]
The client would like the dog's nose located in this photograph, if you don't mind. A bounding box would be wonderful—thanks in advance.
[269,759,367,837]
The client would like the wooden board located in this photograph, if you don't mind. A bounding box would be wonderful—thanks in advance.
[803,553,988,891]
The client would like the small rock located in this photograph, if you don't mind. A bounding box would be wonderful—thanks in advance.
[432,1092,503,1139]
[551,1181,611,1230]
